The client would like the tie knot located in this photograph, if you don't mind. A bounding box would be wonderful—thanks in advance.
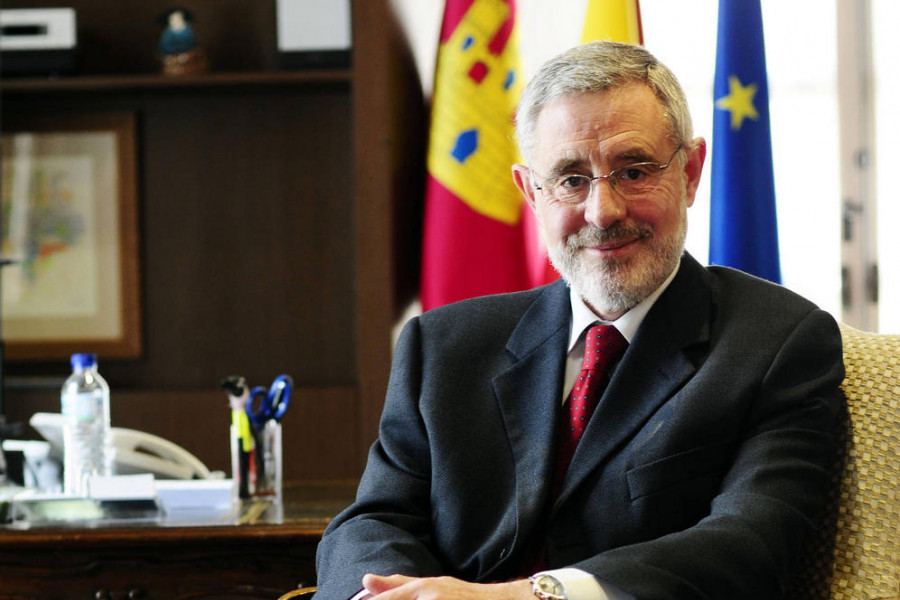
[581,324,628,372]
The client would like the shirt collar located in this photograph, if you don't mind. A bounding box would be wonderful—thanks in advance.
[567,260,681,351]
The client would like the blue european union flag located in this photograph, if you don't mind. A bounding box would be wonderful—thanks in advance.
[709,0,781,283]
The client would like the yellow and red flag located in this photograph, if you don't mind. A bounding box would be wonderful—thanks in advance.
[420,0,554,311]
[581,0,643,45]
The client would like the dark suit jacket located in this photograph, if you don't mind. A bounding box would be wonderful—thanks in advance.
[314,254,845,600]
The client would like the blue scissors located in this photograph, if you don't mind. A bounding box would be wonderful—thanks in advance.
[246,374,293,431]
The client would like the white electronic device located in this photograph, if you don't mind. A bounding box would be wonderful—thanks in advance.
[0,8,77,75]
[29,412,212,480]
[276,0,352,68]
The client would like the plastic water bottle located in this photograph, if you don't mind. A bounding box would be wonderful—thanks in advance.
[61,353,112,496]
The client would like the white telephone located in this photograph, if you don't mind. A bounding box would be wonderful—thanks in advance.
[29,412,213,480]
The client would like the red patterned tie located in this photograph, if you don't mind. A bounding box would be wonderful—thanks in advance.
[520,324,629,575]
[553,324,628,494]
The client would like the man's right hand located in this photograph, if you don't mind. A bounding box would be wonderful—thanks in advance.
[361,574,533,600]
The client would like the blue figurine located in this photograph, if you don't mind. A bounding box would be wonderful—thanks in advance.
[158,8,196,57]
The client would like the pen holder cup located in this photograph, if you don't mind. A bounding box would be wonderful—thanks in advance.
[230,420,282,502]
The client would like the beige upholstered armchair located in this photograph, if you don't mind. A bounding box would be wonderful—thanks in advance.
[786,324,899,600]
[280,324,899,600]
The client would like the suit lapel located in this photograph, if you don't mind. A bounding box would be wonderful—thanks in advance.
[492,281,571,545]
[558,255,713,505]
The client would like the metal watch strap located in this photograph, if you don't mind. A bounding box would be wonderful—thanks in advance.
[529,574,566,600]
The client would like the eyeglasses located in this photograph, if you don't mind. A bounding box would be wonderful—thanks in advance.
[531,145,683,203]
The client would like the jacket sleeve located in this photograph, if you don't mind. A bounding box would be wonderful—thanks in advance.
[314,317,444,600]
[578,308,845,600]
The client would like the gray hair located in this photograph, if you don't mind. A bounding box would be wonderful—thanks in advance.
[515,41,693,164]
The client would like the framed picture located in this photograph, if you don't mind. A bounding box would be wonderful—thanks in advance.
[0,111,141,360]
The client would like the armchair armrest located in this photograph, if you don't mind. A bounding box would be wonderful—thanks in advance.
[278,586,317,600]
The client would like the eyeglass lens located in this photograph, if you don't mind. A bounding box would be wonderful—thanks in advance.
[538,146,681,203]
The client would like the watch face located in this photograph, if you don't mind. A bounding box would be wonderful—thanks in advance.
[531,575,563,600]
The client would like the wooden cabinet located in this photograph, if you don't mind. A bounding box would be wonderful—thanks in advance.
[0,1,425,481]
[2,527,319,600]
[0,482,356,599]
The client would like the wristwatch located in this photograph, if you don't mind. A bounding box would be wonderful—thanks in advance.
[529,574,566,600]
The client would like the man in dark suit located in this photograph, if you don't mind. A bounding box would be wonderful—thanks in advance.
[314,41,844,600]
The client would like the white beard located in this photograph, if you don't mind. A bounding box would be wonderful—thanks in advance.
[547,203,687,317]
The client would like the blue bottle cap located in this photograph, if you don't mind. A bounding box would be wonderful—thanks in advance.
[70,353,98,369]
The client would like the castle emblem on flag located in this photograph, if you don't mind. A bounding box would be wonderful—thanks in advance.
[427,0,524,225]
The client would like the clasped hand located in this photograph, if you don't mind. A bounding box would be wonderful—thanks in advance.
[361,574,532,600]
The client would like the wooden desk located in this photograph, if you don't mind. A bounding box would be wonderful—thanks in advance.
[0,481,356,600]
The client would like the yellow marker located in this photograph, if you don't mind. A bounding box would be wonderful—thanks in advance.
[232,409,254,453]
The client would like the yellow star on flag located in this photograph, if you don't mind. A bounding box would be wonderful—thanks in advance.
[715,74,759,130]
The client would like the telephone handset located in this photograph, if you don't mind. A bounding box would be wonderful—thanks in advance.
[110,427,211,479]
[29,412,213,480]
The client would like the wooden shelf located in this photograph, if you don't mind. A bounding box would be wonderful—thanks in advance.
[1,69,352,94]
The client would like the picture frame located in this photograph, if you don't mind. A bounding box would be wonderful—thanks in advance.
[0,111,141,360]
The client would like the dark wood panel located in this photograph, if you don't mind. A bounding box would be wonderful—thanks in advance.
[2,86,355,390]
[0,536,315,600]
[136,88,356,389]
[352,1,427,458]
